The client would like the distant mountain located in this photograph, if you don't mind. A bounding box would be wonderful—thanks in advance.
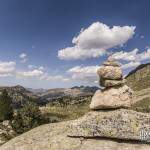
[27,88,47,94]
[71,86,99,93]
[0,85,99,107]
[36,86,99,105]
[39,86,99,97]
[126,63,150,91]
[0,85,38,108]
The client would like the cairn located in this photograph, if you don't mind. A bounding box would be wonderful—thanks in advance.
[68,58,150,144]
[90,57,134,109]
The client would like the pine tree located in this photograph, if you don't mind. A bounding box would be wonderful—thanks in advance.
[11,100,43,133]
[0,89,13,121]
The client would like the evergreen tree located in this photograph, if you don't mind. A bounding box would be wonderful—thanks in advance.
[0,89,13,121]
[11,100,43,133]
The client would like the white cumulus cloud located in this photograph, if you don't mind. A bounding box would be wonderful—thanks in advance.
[67,65,99,83]
[17,69,44,78]
[138,49,150,61]
[58,22,135,60]
[121,61,141,69]
[43,74,70,82]
[17,68,69,82]
[111,48,139,61]
[0,61,16,77]
[111,48,150,69]
[111,48,150,61]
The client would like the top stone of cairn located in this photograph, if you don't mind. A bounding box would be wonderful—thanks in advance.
[103,57,121,67]
[97,58,122,80]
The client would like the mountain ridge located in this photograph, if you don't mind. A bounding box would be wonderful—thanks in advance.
[126,63,150,78]
[0,85,99,107]
[126,62,150,91]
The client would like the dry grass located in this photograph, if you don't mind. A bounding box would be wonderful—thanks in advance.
[132,97,150,113]
[40,103,90,122]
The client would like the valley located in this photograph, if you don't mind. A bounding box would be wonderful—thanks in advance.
[0,63,149,115]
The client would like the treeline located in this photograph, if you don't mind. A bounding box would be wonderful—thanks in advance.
[0,89,48,134]
[47,95,92,107]
[0,90,92,135]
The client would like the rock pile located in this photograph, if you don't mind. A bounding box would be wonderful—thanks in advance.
[68,58,150,144]
[0,121,16,145]
[90,58,133,109]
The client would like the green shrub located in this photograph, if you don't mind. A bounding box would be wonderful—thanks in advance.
[11,100,43,134]
[0,89,13,121]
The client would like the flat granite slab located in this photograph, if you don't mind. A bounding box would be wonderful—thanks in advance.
[68,109,150,143]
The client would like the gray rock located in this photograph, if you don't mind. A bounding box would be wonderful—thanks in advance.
[100,78,125,87]
[103,60,121,67]
[0,121,16,146]
[1,119,150,150]
[97,66,122,80]
[68,109,150,143]
[90,85,133,109]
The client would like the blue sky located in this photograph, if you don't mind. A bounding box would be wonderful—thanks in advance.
[0,0,149,89]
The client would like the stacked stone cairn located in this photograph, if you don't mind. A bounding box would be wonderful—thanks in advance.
[68,58,150,143]
[90,57,133,109]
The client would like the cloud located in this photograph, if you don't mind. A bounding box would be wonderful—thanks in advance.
[0,61,16,77]
[68,65,99,74]
[121,61,141,69]
[138,49,150,61]
[58,47,105,60]
[111,48,139,61]
[67,65,99,83]
[19,53,28,63]
[112,48,150,61]
[28,65,35,69]
[17,69,44,78]
[17,68,69,82]
[42,74,70,82]
[111,48,150,69]
[28,65,45,70]
[19,53,26,59]
[0,61,47,79]
[38,66,44,70]
[58,22,135,60]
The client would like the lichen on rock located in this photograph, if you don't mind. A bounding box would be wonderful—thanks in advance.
[68,109,150,143]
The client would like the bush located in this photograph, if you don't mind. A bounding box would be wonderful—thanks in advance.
[0,89,13,121]
[11,100,43,134]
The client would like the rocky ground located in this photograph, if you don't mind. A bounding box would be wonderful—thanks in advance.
[68,109,150,142]
[0,121,16,146]
[0,113,150,150]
